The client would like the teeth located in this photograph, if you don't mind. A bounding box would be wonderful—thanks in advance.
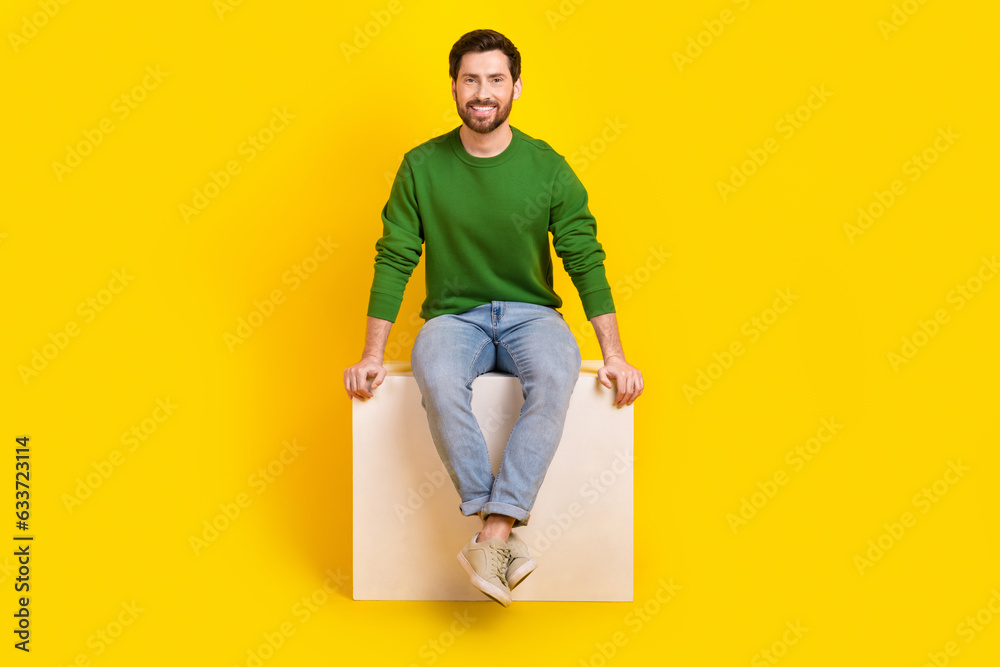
[472,106,495,111]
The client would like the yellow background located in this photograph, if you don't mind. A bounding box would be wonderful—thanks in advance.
[2,0,998,664]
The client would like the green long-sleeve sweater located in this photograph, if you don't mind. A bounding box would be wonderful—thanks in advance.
[367,125,616,322]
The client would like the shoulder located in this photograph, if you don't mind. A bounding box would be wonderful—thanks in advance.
[512,126,566,161]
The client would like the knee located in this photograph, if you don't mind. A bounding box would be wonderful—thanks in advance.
[550,365,579,397]
[529,358,579,399]
[411,335,444,383]
[552,344,582,391]
[411,352,465,396]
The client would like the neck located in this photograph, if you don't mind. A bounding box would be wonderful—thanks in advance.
[459,122,513,158]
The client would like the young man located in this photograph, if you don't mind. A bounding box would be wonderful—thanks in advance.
[344,29,643,606]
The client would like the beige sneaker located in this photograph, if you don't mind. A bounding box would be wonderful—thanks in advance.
[457,533,512,606]
[504,529,537,590]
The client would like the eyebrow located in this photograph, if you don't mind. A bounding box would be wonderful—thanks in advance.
[460,73,507,79]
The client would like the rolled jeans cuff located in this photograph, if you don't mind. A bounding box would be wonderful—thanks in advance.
[459,494,491,519]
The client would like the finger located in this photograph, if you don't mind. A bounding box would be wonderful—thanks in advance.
[620,377,638,407]
[372,367,387,391]
[625,374,642,404]
[615,377,627,406]
[348,373,368,400]
[634,380,645,401]
[360,372,374,398]
[350,370,373,398]
[618,383,631,408]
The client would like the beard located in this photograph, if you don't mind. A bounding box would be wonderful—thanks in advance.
[456,96,513,134]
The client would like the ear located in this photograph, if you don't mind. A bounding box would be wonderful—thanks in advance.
[512,76,523,101]
[451,78,457,101]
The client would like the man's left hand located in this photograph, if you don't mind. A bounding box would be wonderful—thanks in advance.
[597,356,644,407]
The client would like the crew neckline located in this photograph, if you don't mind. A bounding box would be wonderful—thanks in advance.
[450,125,522,167]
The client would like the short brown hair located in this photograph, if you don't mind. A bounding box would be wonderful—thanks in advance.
[449,29,521,83]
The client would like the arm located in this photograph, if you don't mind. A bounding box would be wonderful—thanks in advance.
[347,155,423,399]
[548,158,615,321]
[343,316,393,400]
[590,311,644,407]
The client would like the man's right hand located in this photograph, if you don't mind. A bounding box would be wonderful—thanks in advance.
[344,355,387,400]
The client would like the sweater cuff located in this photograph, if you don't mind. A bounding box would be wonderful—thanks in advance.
[581,288,615,320]
[367,291,403,323]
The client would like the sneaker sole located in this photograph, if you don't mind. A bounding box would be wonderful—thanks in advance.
[507,558,538,590]
[457,552,512,607]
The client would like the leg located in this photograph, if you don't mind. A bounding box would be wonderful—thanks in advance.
[477,512,515,542]
[479,302,582,527]
[411,305,498,519]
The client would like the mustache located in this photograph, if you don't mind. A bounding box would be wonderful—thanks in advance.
[468,100,499,106]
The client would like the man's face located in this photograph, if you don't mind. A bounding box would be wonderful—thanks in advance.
[452,49,522,135]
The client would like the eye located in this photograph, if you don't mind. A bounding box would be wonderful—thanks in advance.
[493,78,503,83]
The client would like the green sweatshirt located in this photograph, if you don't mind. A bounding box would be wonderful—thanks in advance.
[367,124,616,322]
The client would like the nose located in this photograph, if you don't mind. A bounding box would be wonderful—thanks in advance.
[472,82,491,105]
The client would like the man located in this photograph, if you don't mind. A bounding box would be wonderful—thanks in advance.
[344,29,643,607]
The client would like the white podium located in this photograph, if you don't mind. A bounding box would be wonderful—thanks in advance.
[352,360,633,601]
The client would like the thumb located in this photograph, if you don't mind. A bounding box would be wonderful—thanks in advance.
[597,367,612,388]
[371,366,387,389]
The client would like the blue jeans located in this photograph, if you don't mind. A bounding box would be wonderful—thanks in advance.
[411,301,582,528]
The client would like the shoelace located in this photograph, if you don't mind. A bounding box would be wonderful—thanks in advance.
[492,547,512,586]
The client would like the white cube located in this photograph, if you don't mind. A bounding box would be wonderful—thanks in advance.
[353,360,633,601]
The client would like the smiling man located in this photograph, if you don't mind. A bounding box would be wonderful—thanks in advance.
[344,29,643,607]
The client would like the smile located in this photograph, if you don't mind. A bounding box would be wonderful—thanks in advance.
[470,105,496,115]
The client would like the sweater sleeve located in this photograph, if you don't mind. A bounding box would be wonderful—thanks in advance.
[548,157,615,319]
[366,156,424,323]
